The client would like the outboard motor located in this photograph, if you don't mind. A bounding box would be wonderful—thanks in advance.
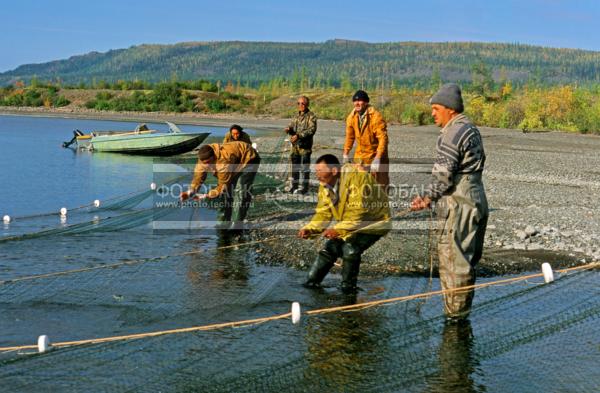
[62,129,85,148]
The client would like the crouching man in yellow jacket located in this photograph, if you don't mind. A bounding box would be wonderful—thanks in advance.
[298,154,391,293]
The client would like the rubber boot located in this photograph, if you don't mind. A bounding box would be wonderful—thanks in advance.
[236,194,251,223]
[288,171,299,194]
[299,172,310,194]
[340,255,361,294]
[303,250,335,288]
[216,202,233,229]
[215,185,234,229]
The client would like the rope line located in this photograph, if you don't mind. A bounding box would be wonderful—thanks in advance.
[1,261,597,353]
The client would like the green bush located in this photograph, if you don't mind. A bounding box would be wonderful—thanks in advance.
[205,99,227,112]
[401,102,430,125]
[96,91,113,100]
[54,95,70,107]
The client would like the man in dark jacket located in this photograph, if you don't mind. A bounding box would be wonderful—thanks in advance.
[411,83,489,321]
[285,95,317,194]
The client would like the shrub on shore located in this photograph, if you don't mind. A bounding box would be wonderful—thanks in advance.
[0,84,70,108]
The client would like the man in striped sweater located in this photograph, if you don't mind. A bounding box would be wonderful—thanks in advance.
[411,83,489,321]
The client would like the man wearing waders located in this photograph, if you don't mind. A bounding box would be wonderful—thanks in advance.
[298,154,391,293]
[284,95,317,194]
[411,83,489,320]
[180,142,260,231]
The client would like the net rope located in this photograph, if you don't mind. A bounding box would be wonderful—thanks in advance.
[0,262,597,353]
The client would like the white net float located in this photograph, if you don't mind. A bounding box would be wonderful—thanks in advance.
[291,302,301,324]
[542,262,554,283]
[38,335,50,353]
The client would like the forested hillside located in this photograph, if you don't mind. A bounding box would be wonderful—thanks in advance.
[2,40,600,87]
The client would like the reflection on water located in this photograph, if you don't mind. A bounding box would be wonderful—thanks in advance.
[304,292,382,391]
[427,319,483,393]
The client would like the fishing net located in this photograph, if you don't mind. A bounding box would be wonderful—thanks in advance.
[0,207,177,243]
[0,257,598,392]
[2,138,599,392]
[0,175,193,243]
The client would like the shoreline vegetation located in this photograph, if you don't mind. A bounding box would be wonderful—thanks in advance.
[1,78,600,134]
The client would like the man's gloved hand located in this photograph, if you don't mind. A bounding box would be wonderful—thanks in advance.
[342,154,351,164]
[180,191,192,201]
[370,157,381,173]
[297,229,311,239]
[323,228,340,239]
[410,195,432,211]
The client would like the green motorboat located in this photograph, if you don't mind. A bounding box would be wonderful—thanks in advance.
[63,122,210,156]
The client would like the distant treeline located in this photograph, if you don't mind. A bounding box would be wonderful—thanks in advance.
[2,76,600,133]
[3,40,600,87]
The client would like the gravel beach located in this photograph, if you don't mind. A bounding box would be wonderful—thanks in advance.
[247,118,600,277]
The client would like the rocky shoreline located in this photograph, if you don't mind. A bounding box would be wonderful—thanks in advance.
[247,120,600,277]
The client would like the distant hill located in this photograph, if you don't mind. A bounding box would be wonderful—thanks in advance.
[2,40,600,86]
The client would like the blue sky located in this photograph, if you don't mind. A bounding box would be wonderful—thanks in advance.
[1,0,599,72]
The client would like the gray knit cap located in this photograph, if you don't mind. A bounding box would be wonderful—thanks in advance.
[429,83,464,113]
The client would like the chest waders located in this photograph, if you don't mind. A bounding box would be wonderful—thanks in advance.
[437,172,488,319]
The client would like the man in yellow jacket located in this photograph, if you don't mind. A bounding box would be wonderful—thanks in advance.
[298,154,391,293]
[180,142,260,229]
[343,90,390,188]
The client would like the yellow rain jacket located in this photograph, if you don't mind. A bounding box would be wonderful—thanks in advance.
[190,142,259,198]
[302,164,391,240]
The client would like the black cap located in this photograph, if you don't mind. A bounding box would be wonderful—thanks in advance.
[352,90,370,102]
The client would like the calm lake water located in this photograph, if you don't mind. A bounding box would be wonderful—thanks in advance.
[0,114,599,392]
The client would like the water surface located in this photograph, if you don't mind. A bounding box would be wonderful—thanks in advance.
[0,115,599,392]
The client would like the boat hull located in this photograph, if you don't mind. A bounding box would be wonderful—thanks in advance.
[89,133,210,156]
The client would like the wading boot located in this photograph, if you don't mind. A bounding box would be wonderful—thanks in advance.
[287,171,300,194]
[229,221,245,238]
[298,173,310,194]
[217,195,234,228]
[340,255,361,294]
[303,251,335,288]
